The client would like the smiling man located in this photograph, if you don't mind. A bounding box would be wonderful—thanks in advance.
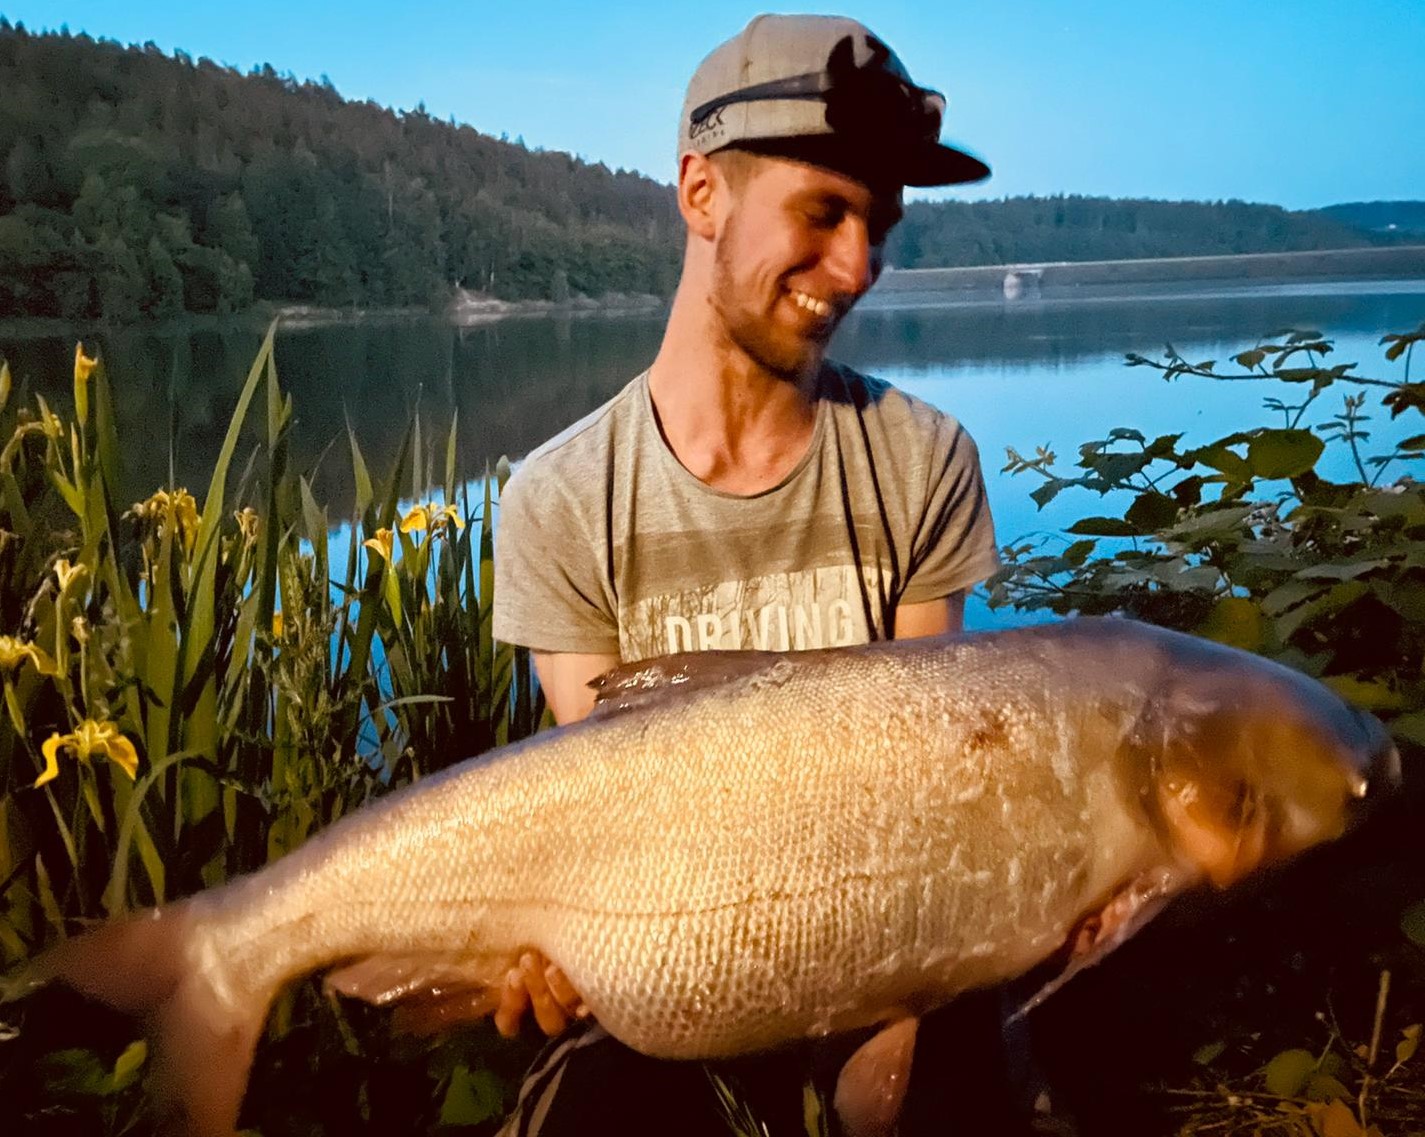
[491,13,997,1135]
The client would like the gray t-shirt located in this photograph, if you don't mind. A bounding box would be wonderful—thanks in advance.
[493,363,998,663]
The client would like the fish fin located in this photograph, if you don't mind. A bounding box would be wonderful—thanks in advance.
[326,954,508,1036]
[833,1016,919,1137]
[33,904,269,1137]
[588,650,802,719]
[389,985,503,1035]
[323,953,493,1007]
[1009,865,1193,1024]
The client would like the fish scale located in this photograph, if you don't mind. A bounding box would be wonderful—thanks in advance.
[23,618,1397,1136]
[187,627,1166,1054]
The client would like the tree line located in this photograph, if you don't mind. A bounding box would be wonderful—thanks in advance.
[0,22,1403,322]
[0,22,683,320]
[883,195,1381,269]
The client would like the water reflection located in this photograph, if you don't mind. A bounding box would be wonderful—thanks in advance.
[1,283,1421,528]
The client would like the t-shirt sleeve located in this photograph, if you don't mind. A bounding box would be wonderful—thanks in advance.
[899,418,1000,604]
[492,462,621,654]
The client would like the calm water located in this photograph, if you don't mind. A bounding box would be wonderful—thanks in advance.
[3,280,1423,629]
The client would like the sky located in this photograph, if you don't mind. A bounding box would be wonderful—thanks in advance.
[3,0,1423,210]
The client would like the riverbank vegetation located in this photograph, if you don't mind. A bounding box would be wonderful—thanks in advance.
[0,325,546,1131]
[0,321,1422,1133]
[2,22,1419,322]
[985,322,1425,1136]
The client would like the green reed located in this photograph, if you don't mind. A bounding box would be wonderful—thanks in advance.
[0,323,545,963]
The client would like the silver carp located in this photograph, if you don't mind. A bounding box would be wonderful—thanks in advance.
[17,618,1398,1135]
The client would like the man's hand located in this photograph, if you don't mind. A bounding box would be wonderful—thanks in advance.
[494,950,590,1038]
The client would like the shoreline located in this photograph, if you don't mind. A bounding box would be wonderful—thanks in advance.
[0,292,669,339]
[2,247,1420,337]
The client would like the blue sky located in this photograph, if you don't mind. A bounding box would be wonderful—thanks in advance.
[4,0,1422,209]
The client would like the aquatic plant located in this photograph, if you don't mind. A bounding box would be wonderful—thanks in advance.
[0,324,544,1131]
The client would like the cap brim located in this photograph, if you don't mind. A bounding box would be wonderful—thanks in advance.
[730,136,990,189]
[900,142,991,188]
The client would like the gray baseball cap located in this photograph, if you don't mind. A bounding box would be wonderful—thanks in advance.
[679,14,990,187]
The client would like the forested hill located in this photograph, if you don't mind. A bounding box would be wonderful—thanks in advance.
[884,197,1381,269]
[0,23,1408,322]
[1317,201,1425,235]
[0,22,684,320]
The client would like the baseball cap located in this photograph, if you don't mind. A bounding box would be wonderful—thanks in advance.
[679,14,990,188]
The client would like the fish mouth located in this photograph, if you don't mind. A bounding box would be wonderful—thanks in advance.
[1343,735,1403,821]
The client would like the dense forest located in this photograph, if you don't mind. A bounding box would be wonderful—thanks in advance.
[1318,200,1425,234]
[0,23,1415,322]
[883,195,1382,269]
[0,22,684,320]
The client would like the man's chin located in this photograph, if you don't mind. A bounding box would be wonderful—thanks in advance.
[735,329,828,383]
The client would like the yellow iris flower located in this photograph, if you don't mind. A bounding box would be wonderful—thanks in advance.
[363,527,394,562]
[399,501,465,536]
[52,558,87,593]
[73,344,98,384]
[74,343,98,427]
[0,635,58,675]
[35,720,139,787]
[131,489,201,555]
[233,506,260,546]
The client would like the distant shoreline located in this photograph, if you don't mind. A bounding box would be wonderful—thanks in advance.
[3,248,1421,338]
[874,244,1425,303]
[0,292,669,339]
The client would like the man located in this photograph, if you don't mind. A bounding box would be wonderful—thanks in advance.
[490,13,999,1134]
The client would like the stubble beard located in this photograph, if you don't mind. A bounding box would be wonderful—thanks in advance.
[710,219,826,384]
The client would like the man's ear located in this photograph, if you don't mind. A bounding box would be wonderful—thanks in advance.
[678,151,719,242]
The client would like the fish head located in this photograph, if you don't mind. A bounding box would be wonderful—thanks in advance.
[1135,636,1400,889]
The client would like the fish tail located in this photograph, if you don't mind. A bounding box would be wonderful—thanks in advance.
[31,903,268,1137]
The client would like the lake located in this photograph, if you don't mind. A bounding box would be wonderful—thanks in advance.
[2,279,1423,629]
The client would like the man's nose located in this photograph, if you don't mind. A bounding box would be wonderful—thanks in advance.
[824,218,879,299]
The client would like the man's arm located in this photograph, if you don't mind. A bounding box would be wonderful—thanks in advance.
[533,650,621,725]
[493,650,616,1038]
[894,590,966,639]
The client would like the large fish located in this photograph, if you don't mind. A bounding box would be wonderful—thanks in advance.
[12,619,1399,1136]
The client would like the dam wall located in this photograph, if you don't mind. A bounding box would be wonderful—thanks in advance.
[872,245,1425,303]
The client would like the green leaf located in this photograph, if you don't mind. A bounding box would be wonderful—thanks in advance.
[37,1047,110,1096]
[1321,675,1403,711]
[1396,1024,1421,1067]
[1234,348,1267,369]
[1247,429,1325,479]
[348,427,373,519]
[1263,1048,1316,1097]
[1374,581,1425,622]
[1067,517,1138,537]
[1125,492,1178,533]
[1191,442,1252,483]
[1192,1040,1226,1066]
[107,1040,148,1093]
[1401,900,1425,948]
[1063,539,1097,566]
[439,1063,505,1126]
[1030,480,1066,509]
[1197,597,1262,651]
[1296,559,1386,581]
[1397,434,1425,452]
[1305,1073,1352,1103]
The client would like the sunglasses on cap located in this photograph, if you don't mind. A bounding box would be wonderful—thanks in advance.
[688,38,945,147]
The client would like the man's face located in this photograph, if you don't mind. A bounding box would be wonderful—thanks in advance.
[708,155,903,380]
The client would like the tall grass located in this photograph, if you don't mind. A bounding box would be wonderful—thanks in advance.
[0,326,546,1132]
